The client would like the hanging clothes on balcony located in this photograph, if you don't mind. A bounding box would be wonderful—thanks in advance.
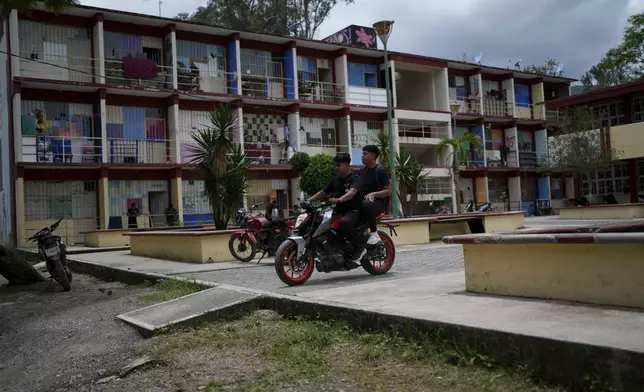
[122,56,158,79]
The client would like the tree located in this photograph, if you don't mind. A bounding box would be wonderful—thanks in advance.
[396,149,428,217]
[176,0,354,39]
[523,58,563,77]
[581,12,644,87]
[1,0,78,41]
[189,105,249,230]
[541,106,619,199]
[299,153,335,196]
[435,134,483,214]
[289,151,310,173]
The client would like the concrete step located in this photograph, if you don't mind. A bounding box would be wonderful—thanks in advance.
[117,287,260,337]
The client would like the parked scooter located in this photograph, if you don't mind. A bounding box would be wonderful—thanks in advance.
[27,217,71,291]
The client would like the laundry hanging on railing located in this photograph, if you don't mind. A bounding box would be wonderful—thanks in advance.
[122,56,158,79]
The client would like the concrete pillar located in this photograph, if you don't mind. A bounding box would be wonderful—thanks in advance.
[334,51,348,103]
[12,92,22,162]
[233,105,244,147]
[287,110,302,204]
[92,14,105,84]
[15,177,24,247]
[98,175,109,229]
[436,67,450,112]
[382,60,397,108]
[502,77,515,117]
[505,126,518,167]
[226,34,242,94]
[473,73,483,114]
[99,93,108,163]
[168,97,180,162]
[169,29,178,90]
[284,43,298,99]
[509,176,521,209]
[475,176,489,204]
[170,175,183,224]
[339,115,351,155]
[9,10,19,78]
[532,81,545,120]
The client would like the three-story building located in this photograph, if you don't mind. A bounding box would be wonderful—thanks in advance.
[0,4,573,246]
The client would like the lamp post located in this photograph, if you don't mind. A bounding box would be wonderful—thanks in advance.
[373,20,398,217]
[449,103,461,214]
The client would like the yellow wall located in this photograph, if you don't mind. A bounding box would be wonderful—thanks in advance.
[129,233,233,263]
[610,122,644,159]
[560,205,644,219]
[23,219,76,248]
[463,243,644,309]
[379,221,430,245]
[475,177,488,203]
[531,82,545,120]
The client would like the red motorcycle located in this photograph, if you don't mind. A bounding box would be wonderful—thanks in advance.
[228,204,295,263]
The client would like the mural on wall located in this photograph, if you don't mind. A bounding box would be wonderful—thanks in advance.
[323,25,377,50]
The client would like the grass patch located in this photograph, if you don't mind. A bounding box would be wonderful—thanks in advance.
[141,279,208,304]
[142,312,566,392]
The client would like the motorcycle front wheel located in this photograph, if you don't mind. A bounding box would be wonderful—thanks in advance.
[51,257,71,291]
[274,240,314,286]
[228,235,257,263]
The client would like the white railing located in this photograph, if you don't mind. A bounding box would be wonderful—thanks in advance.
[21,135,102,163]
[398,122,449,141]
[450,96,481,115]
[240,74,292,99]
[346,85,387,107]
[176,65,232,94]
[19,51,94,83]
[298,81,345,103]
[107,138,173,164]
[483,98,514,117]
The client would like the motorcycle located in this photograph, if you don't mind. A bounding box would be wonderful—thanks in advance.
[228,204,295,263]
[27,217,72,291]
[274,201,397,286]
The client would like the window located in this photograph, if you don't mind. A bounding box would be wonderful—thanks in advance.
[448,75,467,100]
[581,162,630,196]
[591,101,624,127]
[633,95,644,123]
[518,131,534,152]
[514,84,530,108]
[348,62,377,87]
[297,56,317,82]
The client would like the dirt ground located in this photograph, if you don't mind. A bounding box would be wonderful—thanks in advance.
[0,274,565,392]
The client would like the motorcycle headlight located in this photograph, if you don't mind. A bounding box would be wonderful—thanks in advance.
[294,213,307,229]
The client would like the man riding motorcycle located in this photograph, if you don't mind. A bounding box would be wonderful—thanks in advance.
[307,152,366,264]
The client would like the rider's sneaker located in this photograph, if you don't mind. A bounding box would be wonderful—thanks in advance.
[352,246,367,261]
[366,231,381,245]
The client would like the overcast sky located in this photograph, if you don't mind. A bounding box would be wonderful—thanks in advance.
[82,0,644,80]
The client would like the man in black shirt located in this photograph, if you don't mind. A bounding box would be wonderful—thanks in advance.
[308,153,365,261]
[359,145,391,244]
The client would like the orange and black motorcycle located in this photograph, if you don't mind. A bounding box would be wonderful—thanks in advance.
[274,201,397,286]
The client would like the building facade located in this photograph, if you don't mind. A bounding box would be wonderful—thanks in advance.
[545,80,644,209]
[1,4,572,246]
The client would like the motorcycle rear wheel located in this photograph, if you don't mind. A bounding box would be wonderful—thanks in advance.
[274,240,314,286]
[228,235,257,263]
[361,231,396,275]
[51,257,71,291]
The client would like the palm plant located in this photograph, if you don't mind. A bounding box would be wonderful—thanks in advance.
[435,134,483,214]
[396,148,428,216]
[189,105,249,229]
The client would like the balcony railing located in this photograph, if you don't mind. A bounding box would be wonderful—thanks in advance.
[19,51,94,83]
[298,81,345,103]
[244,142,291,164]
[21,136,102,163]
[176,65,231,94]
[108,138,172,164]
[418,177,453,195]
[483,98,514,117]
[398,123,449,141]
[346,85,387,107]
[486,150,518,168]
[450,96,481,115]
[518,151,547,168]
[241,72,290,99]
[104,57,174,89]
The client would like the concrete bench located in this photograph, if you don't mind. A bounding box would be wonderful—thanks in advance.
[82,224,216,247]
[559,203,644,220]
[379,211,525,245]
[443,230,644,309]
[127,229,237,263]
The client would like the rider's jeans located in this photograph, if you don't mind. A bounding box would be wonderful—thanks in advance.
[361,199,386,232]
[339,210,361,250]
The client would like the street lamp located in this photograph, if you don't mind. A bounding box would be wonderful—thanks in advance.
[449,103,461,214]
[373,20,398,217]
